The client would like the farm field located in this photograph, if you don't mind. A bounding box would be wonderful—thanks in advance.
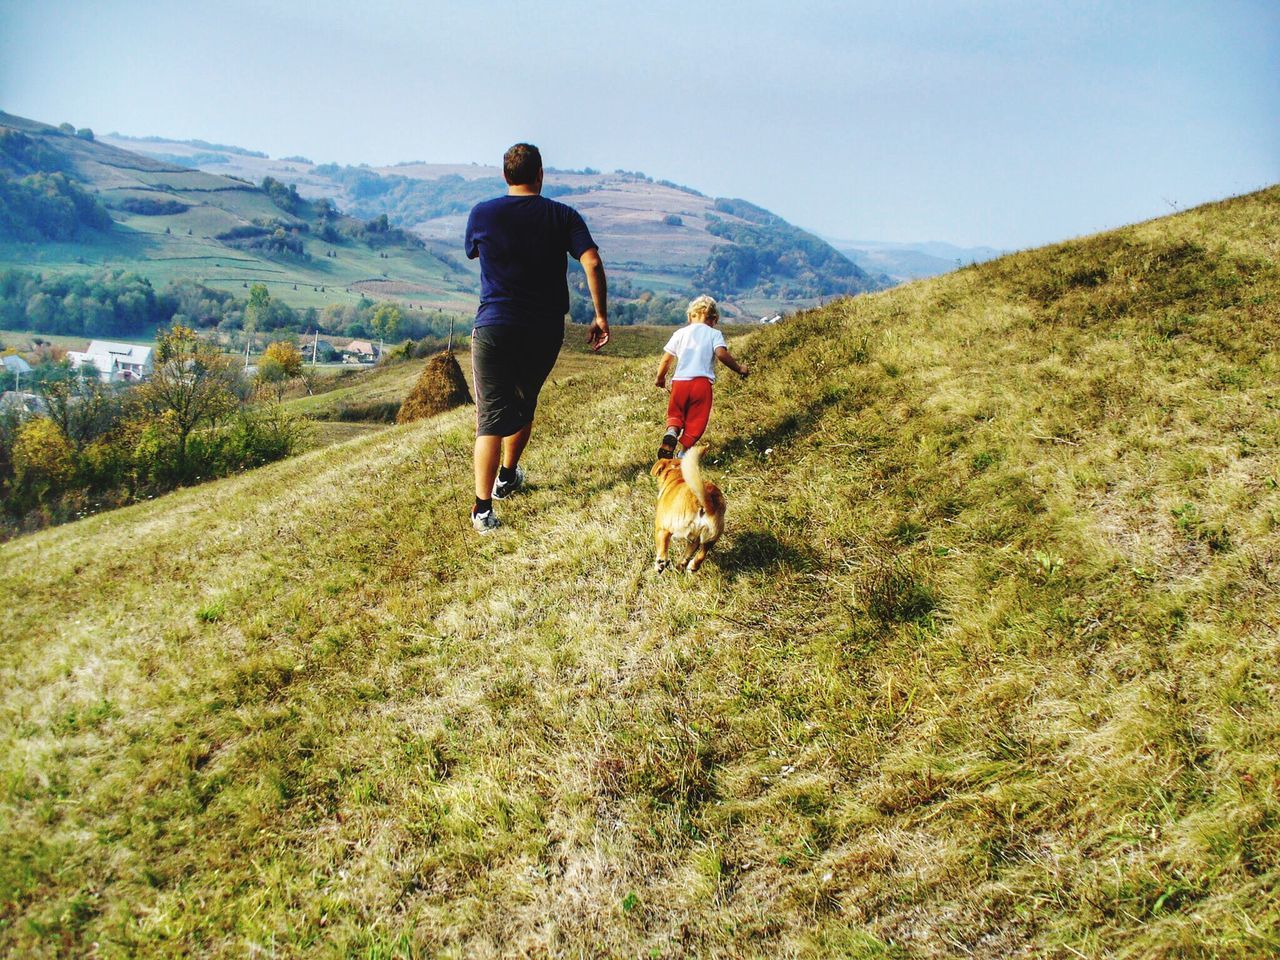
[1,188,1278,957]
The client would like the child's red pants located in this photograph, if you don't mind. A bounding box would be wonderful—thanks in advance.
[666,376,713,447]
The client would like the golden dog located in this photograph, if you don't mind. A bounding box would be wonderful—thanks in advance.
[651,445,725,573]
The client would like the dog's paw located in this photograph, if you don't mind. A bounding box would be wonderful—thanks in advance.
[654,558,669,573]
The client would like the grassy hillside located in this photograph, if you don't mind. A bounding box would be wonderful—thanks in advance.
[1,114,477,313]
[1,187,1278,958]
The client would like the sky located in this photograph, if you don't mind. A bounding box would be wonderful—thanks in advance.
[1,0,1277,250]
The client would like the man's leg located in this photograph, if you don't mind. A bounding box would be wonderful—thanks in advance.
[502,422,533,471]
[474,434,502,500]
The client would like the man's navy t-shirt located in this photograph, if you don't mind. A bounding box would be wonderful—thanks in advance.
[465,194,597,329]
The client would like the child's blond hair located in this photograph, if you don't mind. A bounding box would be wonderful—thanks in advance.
[687,295,719,325]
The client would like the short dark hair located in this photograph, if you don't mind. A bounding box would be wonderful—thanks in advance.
[503,143,542,186]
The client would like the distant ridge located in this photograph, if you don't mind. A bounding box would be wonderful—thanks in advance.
[101,128,888,314]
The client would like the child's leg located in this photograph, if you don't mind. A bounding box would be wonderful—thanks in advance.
[660,381,691,457]
[666,382,689,434]
[677,378,714,449]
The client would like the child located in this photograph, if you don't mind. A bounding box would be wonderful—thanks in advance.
[655,295,749,459]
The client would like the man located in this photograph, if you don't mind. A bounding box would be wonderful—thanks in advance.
[464,143,610,533]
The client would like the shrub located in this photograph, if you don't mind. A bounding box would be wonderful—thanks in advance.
[12,417,74,502]
[75,437,133,494]
[223,406,310,468]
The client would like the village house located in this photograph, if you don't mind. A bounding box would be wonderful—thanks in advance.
[341,339,379,363]
[297,335,337,362]
[67,341,155,383]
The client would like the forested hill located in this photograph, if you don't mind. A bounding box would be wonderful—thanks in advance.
[105,131,889,314]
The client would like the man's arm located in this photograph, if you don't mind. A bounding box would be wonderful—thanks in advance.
[715,346,749,378]
[579,247,610,351]
[655,351,675,388]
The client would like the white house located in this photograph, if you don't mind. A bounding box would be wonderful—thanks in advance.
[67,341,155,383]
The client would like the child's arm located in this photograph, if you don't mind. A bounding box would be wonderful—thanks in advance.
[655,351,676,388]
[715,346,749,378]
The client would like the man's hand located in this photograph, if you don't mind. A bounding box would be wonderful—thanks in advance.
[655,375,667,389]
[587,315,610,352]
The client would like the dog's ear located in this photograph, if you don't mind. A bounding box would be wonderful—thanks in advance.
[651,460,663,477]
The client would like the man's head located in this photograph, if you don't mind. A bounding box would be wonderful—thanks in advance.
[687,295,719,326]
[503,143,543,188]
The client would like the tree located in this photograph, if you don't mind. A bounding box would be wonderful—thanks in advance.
[256,341,303,401]
[370,302,402,343]
[138,325,238,478]
[242,283,269,365]
[40,371,120,451]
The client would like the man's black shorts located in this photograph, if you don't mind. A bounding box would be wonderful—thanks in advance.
[471,323,564,437]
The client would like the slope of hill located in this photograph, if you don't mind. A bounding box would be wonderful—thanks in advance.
[2,187,1277,957]
[0,113,477,313]
[104,133,887,315]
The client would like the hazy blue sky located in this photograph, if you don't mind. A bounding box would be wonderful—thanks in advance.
[2,0,1276,249]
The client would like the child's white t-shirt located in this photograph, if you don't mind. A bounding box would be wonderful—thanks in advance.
[664,323,727,382]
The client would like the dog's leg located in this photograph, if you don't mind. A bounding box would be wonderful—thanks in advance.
[686,538,713,573]
[654,527,672,572]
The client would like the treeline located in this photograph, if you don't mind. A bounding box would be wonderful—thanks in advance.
[0,268,462,342]
[0,269,165,336]
[0,128,68,176]
[0,172,113,241]
[568,273,686,326]
[0,326,306,539]
[259,177,422,252]
[308,165,597,227]
[693,198,876,299]
[216,222,308,259]
[0,128,114,241]
[314,164,506,225]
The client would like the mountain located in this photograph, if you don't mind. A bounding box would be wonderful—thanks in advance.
[0,111,478,316]
[103,131,888,317]
[3,185,1277,957]
[827,237,1008,284]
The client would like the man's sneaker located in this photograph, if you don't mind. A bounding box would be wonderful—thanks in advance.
[657,435,678,460]
[492,466,525,500]
[471,508,500,535]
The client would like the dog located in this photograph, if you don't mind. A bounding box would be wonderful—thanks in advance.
[651,445,726,573]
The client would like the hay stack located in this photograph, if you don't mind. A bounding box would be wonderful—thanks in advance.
[396,351,472,424]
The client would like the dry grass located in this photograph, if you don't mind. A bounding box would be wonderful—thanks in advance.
[1,187,1278,958]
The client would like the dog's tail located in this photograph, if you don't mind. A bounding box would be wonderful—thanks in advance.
[681,445,709,513]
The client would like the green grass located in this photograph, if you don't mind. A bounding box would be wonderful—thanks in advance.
[1,187,1278,957]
